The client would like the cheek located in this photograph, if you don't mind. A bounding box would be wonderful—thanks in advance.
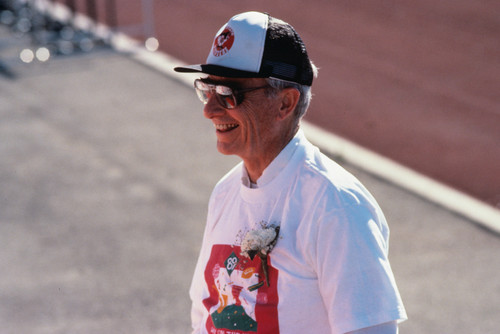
[240,110,273,138]
[233,92,281,139]
[241,100,279,130]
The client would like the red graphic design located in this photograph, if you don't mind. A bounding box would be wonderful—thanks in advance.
[203,244,279,333]
[212,27,235,57]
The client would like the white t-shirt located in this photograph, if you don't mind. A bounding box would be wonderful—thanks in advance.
[190,130,407,334]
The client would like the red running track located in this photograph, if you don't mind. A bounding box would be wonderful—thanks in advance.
[67,0,500,209]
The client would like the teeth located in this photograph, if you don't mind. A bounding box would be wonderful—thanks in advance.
[215,123,238,131]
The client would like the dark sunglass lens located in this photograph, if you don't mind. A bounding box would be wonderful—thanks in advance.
[214,85,237,109]
[195,88,209,104]
[194,80,241,109]
[217,94,237,109]
[194,80,210,104]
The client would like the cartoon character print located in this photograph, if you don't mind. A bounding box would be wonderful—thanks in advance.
[203,245,279,333]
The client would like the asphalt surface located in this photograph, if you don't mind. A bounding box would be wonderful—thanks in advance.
[1,26,500,334]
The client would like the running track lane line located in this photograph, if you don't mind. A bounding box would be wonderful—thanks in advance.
[107,31,500,235]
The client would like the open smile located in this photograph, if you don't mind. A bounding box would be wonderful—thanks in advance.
[215,123,239,132]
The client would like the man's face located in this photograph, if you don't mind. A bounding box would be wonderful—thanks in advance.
[202,76,283,162]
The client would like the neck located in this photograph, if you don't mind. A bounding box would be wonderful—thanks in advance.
[243,126,298,183]
[244,157,273,184]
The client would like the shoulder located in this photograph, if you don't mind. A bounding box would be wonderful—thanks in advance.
[214,162,242,189]
[294,138,388,232]
[299,140,374,210]
[208,162,242,204]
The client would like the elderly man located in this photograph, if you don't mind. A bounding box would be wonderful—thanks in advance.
[174,11,406,334]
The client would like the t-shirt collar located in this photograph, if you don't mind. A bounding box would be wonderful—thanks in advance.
[241,129,303,188]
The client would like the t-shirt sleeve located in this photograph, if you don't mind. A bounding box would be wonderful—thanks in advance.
[312,200,407,333]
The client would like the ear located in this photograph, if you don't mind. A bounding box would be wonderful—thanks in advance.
[277,88,300,121]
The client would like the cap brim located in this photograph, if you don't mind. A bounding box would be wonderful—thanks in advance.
[173,64,269,79]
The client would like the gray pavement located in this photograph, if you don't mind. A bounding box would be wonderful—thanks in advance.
[1,29,500,333]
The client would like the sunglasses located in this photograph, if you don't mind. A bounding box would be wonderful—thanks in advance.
[194,79,269,109]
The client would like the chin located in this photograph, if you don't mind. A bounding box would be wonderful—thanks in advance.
[216,143,237,156]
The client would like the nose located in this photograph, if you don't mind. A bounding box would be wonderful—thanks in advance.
[203,94,225,119]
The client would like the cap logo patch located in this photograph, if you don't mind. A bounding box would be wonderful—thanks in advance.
[212,26,234,57]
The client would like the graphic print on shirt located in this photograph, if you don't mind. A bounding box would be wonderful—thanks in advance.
[203,244,279,333]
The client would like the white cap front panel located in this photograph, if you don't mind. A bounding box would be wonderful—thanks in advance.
[205,11,269,73]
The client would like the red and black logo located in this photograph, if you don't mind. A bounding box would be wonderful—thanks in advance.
[212,26,235,57]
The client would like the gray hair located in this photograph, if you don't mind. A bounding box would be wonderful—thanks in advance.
[265,63,318,125]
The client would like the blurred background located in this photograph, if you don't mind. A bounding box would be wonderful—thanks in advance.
[2,0,499,208]
[1,1,499,333]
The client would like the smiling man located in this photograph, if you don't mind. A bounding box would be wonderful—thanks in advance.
[174,11,407,334]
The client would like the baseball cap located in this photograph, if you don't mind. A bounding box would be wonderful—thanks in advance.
[174,11,314,86]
